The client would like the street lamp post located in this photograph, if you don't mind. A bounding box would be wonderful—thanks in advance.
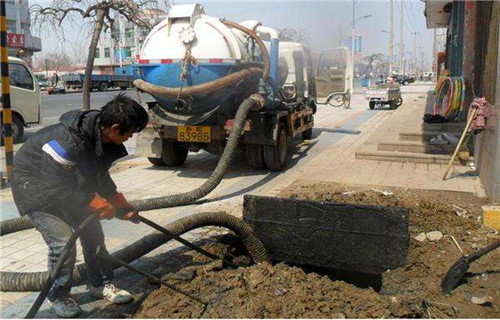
[351,0,371,93]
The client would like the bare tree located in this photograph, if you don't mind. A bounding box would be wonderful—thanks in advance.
[362,53,386,73]
[30,0,169,109]
[38,51,72,73]
[68,33,89,65]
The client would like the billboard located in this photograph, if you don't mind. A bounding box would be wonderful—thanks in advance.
[7,33,25,48]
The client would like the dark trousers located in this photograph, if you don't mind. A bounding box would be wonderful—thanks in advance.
[27,209,113,301]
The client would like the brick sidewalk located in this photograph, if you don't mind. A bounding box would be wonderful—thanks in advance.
[0,86,485,317]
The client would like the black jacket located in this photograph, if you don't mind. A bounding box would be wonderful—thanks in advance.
[12,109,128,216]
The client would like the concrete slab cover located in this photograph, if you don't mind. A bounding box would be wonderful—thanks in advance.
[243,195,409,274]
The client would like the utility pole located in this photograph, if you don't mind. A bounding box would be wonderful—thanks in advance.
[421,48,425,73]
[432,28,437,77]
[351,0,356,94]
[389,0,394,74]
[411,31,418,74]
[399,0,403,74]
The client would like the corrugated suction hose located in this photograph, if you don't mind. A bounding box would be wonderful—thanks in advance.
[134,67,264,99]
[0,95,268,291]
[0,211,269,291]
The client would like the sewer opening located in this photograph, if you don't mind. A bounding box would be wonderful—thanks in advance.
[285,263,383,292]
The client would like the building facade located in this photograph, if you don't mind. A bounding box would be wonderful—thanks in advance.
[5,0,42,66]
[425,0,500,203]
[94,9,166,74]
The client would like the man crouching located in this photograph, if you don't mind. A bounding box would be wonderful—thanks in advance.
[11,94,148,317]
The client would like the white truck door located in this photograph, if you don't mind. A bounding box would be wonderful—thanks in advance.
[7,62,40,124]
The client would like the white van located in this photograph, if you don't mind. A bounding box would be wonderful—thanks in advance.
[1,57,41,143]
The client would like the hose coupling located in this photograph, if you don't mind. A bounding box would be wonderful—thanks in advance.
[249,94,265,111]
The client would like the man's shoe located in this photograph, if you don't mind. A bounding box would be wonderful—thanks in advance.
[48,295,82,318]
[90,283,133,304]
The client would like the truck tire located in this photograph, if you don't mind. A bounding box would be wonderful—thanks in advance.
[161,141,188,166]
[120,86,127,90]
[369,101,376,110]
[403,80,409,86]
[263,124,288,171]
[245,144,266,170]
[395,97,403,107]
[0,114,24,146]
[148,157,166,166]
[98,82,108,92]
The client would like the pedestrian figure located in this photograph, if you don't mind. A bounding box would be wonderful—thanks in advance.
[11,94,148,318]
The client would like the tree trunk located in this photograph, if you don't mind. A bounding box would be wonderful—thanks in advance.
[82,8,106,110]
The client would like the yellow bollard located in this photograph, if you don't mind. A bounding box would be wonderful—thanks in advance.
[0,0,14,181]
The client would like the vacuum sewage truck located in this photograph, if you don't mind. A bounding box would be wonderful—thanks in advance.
[135,3,316,171]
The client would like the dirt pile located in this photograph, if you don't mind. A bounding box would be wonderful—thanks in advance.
[132,183,499,318]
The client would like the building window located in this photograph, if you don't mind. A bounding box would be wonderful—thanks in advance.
[124,47,132,58]
[125,28,134,39]
[104,47,110,58]
[7,19,16,33]
[95,48,100,58]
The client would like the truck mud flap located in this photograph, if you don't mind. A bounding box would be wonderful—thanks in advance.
[243,195,409,274]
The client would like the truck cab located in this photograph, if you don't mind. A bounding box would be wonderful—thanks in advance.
[1,57,41,143]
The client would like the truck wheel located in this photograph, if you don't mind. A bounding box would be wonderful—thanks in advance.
[302,128,313,140]
[263,124,288,171]
[98,82,108,91]
[161,141,188,166]
[120,86,127,90]
[369,101,376,110]
[245,144,266,170]
[403,80,409,86]
[0,114,24,145]
[148,157,166,166]
[395,97,403,107]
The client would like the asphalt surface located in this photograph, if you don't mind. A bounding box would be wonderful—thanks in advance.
[37,88,154,129]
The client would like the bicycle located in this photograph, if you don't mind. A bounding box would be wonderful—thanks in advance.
[325,92,351,109]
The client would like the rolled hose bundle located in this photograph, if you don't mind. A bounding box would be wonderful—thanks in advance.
[433,76,467,121]
[0,211,269,291]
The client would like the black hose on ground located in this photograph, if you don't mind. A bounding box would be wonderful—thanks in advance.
[0,211,269,292]
[0,94,268,292]
[130,94,265,212]
[0,216,33,236]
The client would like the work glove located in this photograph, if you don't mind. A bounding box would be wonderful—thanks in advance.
[88,194,116,220]
[107,192,138,222]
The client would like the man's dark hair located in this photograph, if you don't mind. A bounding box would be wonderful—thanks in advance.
[100,94,148,134]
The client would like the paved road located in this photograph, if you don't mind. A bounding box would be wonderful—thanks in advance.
[37,89,154,128]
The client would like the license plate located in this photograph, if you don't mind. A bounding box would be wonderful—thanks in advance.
[177,126,211,142]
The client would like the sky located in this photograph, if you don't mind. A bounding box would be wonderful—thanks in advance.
[29,0,439,68]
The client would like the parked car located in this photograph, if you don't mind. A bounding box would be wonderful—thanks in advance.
[423,72,435,81]
[38,79,51,91]
[47,84,66,95]
[1,57,41,144]
[395,75,416,86]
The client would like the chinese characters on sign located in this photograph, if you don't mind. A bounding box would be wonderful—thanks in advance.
[7,33,25,48]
